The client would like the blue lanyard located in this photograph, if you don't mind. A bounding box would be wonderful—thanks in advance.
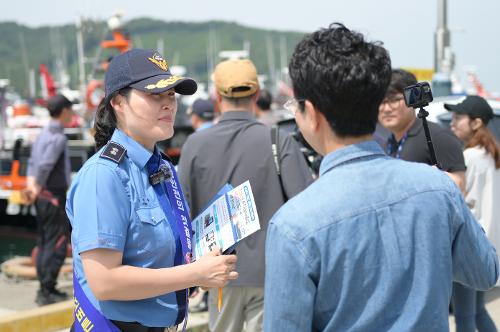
[387,133,408,159]
[150,158,192,330]
[158,159,193,263]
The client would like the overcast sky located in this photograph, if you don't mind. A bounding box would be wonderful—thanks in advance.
[2,0,500,94]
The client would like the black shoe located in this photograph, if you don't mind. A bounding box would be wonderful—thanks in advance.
[48,288,69,301]
[35,289,68,306]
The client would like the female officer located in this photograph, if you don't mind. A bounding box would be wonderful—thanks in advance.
[66,49,238,332]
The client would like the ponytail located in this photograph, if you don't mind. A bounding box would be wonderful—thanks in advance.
[93,88,131,150]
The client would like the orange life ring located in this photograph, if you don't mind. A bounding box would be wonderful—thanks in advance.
[86,80,105,111]
[0,256,73,280]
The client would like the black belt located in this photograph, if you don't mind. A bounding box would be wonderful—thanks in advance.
[111,320,177,332]
[70,321,177,332]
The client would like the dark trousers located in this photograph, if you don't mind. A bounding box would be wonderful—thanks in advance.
[35,192,69,291]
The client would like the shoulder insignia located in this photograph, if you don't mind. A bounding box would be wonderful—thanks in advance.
[100,141,126,163]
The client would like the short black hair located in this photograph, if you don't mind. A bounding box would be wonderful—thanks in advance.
[256,89,272,111]
[221,93,256,107]
[47,94,72,118]
[385,69,417,97]
[288,23,391,137]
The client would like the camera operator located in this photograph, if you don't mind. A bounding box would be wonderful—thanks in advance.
[377,69,466,192]
[275,118,323,177]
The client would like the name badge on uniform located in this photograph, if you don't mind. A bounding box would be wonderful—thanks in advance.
[149,164,172,185]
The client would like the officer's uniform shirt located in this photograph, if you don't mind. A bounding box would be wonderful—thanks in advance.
[66,129,186,327]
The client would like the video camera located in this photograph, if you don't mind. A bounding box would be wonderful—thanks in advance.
[275,118,322,176]
[403,82,440,168]
[403,82,433,109]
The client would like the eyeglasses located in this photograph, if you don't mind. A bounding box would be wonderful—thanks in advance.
[284,98,306,114]
[380,97,404,109]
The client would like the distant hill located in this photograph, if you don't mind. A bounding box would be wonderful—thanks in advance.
[0,18,307,97]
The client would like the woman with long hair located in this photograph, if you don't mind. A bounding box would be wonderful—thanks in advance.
[67,49,238,332]
[447,95,500,332]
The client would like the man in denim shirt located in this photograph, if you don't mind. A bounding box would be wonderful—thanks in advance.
[264,23,499,332]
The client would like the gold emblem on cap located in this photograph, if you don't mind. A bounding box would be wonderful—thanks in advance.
[145,76,183,90]
[148,53,169,71]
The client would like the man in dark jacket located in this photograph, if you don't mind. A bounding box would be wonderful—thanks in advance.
[25,94,73,305]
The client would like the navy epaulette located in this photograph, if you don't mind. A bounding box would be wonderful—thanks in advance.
[100,141,126,163]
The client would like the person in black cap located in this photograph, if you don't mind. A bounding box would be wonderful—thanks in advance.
[187,98,215,132]
[25,93,74,305]
[65,49,238,332]
[446,95,500,331]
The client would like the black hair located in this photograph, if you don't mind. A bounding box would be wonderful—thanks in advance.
[47,94,72,118]
[256,89,272,111]
[48,107,63,118]
[221,93,256,107]
[288,23,392,137]
[385,69,417,97]
[93,88,131,150]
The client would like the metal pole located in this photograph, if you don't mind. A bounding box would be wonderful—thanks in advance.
[435,0,450,73]
[76,17,86,103]
[418,108,441,168]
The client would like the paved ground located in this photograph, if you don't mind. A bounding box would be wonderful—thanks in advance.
[1,271,499,331]
[0,271,208,331]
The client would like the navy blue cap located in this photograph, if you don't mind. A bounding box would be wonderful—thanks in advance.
[187,99,214,120]
[47,94,73,113]
[104,49,197,98]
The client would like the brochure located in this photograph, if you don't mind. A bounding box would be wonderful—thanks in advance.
[192,180,260,260]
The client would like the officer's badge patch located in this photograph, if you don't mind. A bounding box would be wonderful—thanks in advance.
[100,141,126,163]
[145,76,182,90]
[148,53,169,71]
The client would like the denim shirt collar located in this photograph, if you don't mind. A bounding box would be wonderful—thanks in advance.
[319,140,386,177]
[111,128,156,169]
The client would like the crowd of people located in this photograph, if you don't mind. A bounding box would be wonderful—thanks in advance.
[24,22,500,332]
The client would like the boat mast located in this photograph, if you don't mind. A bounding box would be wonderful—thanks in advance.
[76,17,86,104]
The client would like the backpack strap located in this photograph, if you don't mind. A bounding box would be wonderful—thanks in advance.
[270,125,288,201]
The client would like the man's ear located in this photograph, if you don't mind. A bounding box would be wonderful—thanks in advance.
[215,91,223,104]
[304,100,320,131]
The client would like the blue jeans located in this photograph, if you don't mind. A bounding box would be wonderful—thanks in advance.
[452,282,497,332]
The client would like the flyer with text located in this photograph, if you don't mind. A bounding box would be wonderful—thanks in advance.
[192,180,260,260]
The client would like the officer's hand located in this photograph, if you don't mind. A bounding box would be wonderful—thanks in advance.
[195,247,238,289]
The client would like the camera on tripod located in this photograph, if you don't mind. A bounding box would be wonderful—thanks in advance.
[403,82,433,109]
[402,82,441,168]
